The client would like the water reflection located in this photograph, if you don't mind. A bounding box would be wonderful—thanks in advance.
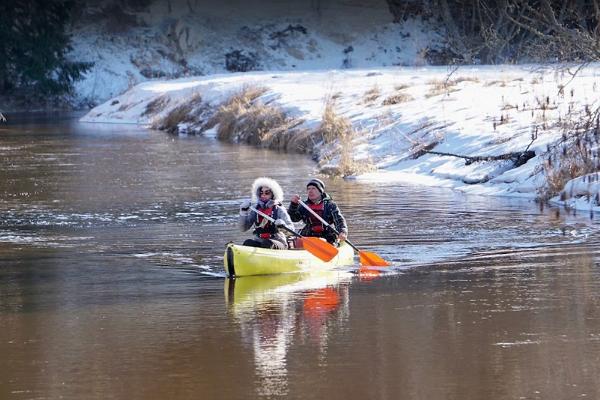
[225,272,356,397]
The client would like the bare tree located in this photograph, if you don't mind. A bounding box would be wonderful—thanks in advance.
[412,0,600,63]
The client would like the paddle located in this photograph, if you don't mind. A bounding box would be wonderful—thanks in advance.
[297,199,390,267]
[248,206,339,262]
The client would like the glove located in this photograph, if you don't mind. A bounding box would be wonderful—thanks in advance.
[274,218,286,227]
[240,200,251,216]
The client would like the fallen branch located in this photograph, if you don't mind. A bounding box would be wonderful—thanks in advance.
[427,149,536,167]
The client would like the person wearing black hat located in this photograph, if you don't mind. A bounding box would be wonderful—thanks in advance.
[288,178,348,244]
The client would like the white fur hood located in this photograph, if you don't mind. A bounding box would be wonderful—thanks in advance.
[251,177,284,204]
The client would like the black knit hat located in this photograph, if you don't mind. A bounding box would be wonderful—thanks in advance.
[306,178,325,194]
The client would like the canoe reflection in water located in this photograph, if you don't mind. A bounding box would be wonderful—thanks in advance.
[225,272,358,397]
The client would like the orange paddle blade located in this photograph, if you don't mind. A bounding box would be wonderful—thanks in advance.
[302,237,339,262]
[359,251,390,267]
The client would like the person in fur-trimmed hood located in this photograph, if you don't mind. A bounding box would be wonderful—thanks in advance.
[239,177,295,249]
[288,178,348,244]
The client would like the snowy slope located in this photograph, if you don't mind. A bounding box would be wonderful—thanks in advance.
[81,63,600,212]
[69,0,443,106]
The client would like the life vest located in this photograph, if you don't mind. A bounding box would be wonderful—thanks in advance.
[253,206,278,239]
[307,201,325,234]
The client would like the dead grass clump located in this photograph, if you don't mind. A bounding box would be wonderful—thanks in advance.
[207,85,307,151]
[362,85,381,104]
[318,100,352,144]
[206,85,268,141]
[284,127,316,154]
[382,92,414,105]
[454,76,480,84]
[485,80,508,87]
[117,99,143,112]
[425,79,460,98]
[538,128,600,201]
[316,98,374,176]
[142,95,171,117]
[152,93,204,134]
[239,104,289,146]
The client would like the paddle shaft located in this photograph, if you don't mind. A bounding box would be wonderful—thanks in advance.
[247,206,339,262]
[249,206,299,238]
[297,199,361,253]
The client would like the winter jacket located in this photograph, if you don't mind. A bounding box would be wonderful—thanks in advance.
[239,177,295,244]
[239,203,295,243]
[288,192,348,243]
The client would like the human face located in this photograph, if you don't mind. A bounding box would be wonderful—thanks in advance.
[306,185,321,202]
[259,187,273,200]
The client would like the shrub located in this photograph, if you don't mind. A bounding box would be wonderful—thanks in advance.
[538,119,600,201]
[225,50,259,72]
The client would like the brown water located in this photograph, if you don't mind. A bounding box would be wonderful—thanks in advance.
[1,114,600,400]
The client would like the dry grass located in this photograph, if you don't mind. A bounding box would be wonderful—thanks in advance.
[318,99,352,144]
[485,80,508,87]
[538,125,600,201]
[206,85,310,151]
[382,92,414,105]
[151,92,204,134]
[285,127,316,154]
[117,99,143,112]
[142,95,170,117]
[316,98,374,176]
[206,85,268,141]
[362,85,381,104]
[394,84,410,91]
[425,79,460,98]
[339,150,375,176]
[454,76,480,84]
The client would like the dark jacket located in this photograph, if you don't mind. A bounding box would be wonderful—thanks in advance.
[288,192,348,243]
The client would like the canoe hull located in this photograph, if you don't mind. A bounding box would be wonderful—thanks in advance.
[224,242,354,277]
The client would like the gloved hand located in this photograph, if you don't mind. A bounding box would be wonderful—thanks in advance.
[240,200,251,216]
[274,218,286,227]
[290,194,300,204]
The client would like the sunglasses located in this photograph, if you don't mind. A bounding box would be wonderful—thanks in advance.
[260,189,272,195]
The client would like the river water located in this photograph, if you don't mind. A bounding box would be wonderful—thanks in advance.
[2,114,600,400]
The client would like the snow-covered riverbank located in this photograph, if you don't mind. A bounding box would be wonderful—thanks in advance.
[81,64,600,212]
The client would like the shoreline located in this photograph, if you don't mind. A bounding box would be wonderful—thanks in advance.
[11,64,600,214]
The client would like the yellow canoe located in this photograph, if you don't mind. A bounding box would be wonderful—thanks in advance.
[224,241,355,277]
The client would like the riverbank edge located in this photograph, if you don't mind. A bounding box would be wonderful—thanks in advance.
[79,67,600,214]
